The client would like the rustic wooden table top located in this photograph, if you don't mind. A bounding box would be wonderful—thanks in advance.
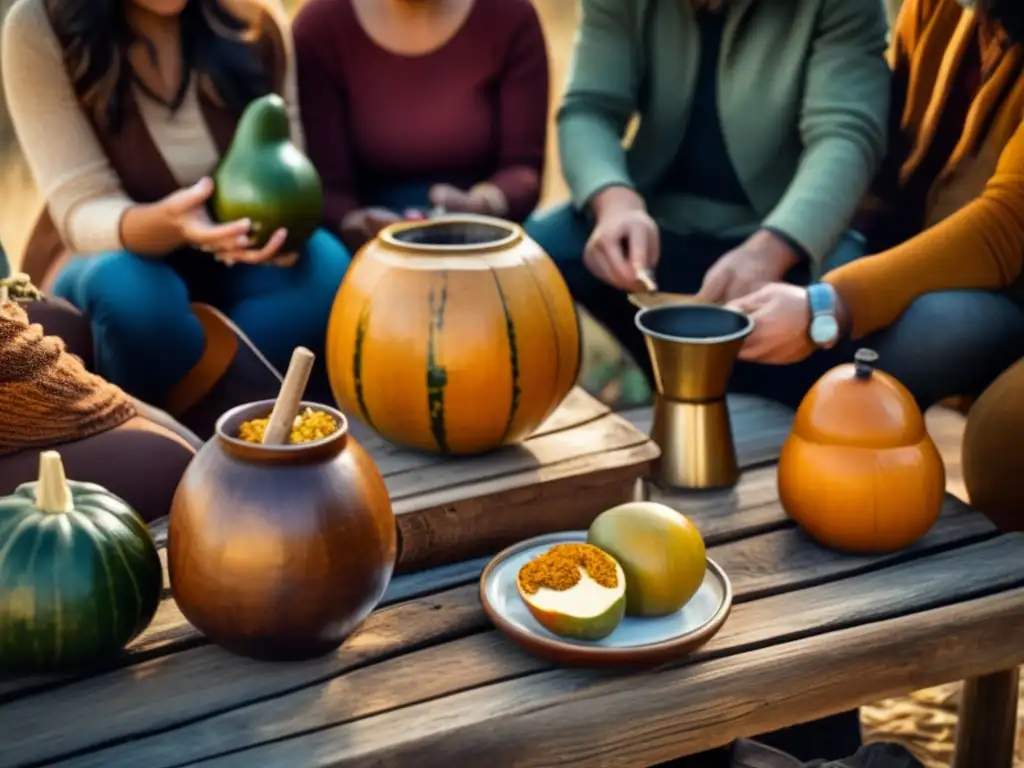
[2,396,1023,768]
[151,386,658,574]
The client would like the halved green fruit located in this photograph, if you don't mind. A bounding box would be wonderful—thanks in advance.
[516,543,626,641]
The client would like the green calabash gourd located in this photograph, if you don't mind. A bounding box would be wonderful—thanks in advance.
[0,452,162,672]
[212,94,324,253]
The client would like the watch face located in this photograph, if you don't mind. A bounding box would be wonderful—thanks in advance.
[810,315,839,346]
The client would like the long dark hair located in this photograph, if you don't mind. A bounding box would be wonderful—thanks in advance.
[44,0,274,131]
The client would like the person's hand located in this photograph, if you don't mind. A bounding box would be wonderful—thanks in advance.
[584,187,660,290]
[341,207,402,243]
[726,283,816,364]
[696,230,802,304]
[428,183,508,217]
[160,178,288,265]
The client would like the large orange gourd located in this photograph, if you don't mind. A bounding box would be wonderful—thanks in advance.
[326,216,581,454]
[777,349,945,553]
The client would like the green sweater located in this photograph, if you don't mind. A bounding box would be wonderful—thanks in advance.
[557,0,891,264]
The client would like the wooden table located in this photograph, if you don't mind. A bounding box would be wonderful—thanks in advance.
[2,397,1022,768]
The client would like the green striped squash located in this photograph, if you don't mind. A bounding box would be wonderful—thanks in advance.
[0,452,162,672]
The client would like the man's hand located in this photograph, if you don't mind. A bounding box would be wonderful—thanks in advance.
[726,283,816,364]
[584,186,660,290]
[696,229,802,304]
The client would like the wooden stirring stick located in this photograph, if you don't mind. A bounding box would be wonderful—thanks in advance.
[262,346,316,445]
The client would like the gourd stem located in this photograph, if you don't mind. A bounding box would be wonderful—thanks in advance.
[854,348,879,380]
[36,451,73,514]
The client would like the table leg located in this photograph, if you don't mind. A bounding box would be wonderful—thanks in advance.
[952,667,1020,768]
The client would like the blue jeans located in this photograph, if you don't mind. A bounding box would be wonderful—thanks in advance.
[52,228,350,406]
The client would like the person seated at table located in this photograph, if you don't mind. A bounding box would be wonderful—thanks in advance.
[0,297,195,523]
[524,0,890,380]
[1,0,348,436]
[725,0,1024,410]
[722,0,1024,533]
[293,0,549,250]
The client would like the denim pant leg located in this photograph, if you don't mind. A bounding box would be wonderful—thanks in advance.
[51,251,205,405]
[526,203,654,372]
[219,229,352,401]
[866,289,1024,410]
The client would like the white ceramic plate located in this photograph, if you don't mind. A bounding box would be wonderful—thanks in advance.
[480,530,732,666]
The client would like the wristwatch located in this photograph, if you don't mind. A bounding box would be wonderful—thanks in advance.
[807,283,840,349]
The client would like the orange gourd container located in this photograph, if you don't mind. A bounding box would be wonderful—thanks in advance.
[326,216,580,455]
[777,349,945,553]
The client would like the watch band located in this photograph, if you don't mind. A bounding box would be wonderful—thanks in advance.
[807,283,840,349]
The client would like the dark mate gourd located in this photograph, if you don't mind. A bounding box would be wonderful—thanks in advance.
[0,452,163,672]
[212,94,324,253]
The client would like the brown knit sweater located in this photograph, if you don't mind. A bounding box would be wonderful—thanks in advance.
[0,299,135,456]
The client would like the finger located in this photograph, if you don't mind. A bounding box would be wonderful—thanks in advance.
[646,226,661,269]
[185,219,252,248]
[695,265,730,303]
[724,289,767,316]
[230,228,288,264]
[428,185,453,208]
[583,242,616,287]
[737,327,777,362]
[625,225,650,277]
[600,234,636,289]
[170,177,215,212]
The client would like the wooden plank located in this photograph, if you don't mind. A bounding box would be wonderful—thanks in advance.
[393,441,655,571]
[65,532,1024,768]
[194,586,1024,768]
[148,394,658,572]
[8,507,1000,767]
[145,387,613,548]
[0,554,490,703]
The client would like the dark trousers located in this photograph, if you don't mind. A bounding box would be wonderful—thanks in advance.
[526,203,1024,412]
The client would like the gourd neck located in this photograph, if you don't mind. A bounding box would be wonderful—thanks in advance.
[35,451,72,514]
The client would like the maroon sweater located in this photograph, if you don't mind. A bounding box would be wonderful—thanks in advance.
[293,0,550,227]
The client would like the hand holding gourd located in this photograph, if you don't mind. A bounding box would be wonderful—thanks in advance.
[159,178,289,264]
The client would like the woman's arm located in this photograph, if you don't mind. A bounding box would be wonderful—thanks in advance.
[826,118,1024,339]
[292,0,361,234]
[760,0,891,266]
[556,0,641,212]
[482,2,549,222]
[1,0,136,255]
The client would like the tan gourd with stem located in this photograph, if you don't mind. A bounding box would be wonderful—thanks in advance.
[777,349,945,553]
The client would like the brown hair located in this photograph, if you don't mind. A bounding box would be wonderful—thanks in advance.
[44,0,276,131]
